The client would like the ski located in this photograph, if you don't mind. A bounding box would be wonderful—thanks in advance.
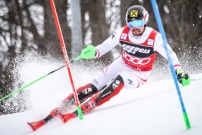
[27,106,77,131]
[27,110,56,131]
[58,112,77,123]
[27,91,101,131]
[27,119,46,131]
[27,112,77,131]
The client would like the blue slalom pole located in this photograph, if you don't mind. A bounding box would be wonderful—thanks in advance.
[150,0,191,129]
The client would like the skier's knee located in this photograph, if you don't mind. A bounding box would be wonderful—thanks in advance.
[118,72,140,88]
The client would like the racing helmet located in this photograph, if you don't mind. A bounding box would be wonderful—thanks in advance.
[125,5,149,29]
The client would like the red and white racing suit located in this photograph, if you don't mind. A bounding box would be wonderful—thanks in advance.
[91,26,181,90]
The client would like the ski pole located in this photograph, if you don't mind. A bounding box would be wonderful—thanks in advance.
[0,41,95,102]
[0,57,78,102]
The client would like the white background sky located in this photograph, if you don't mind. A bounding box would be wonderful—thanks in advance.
[0,57,201,135]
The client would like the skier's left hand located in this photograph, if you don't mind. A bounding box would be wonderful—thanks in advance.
[176,69,191,86]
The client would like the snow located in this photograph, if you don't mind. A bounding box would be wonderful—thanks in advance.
[0,58,202,135]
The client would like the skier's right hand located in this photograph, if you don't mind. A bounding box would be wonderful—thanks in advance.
[81,45,97,59]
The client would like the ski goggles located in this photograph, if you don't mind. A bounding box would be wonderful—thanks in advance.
[127,19,144,29]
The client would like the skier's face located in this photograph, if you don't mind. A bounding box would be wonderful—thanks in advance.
[127,18,145,36]
[130,26,144,36]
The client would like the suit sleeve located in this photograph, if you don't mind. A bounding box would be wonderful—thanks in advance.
[94,28,123,58]
[154,33,181,70]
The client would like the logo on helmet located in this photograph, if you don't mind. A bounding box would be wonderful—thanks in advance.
[130,10,138,17]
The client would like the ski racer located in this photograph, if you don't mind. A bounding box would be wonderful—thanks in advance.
[62,5,191,113]
[28,5,191,131]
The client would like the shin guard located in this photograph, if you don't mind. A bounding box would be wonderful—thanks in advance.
[95,75,124,106]
[63,83,97,103]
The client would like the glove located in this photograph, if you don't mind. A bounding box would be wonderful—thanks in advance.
[81,45,96,59]
[175,69,191,86]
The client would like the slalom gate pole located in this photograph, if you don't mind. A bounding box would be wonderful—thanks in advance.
[151,0,191,129]
[49,0,83,120]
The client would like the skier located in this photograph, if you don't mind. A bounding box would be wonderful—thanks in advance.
[28,5,191,131]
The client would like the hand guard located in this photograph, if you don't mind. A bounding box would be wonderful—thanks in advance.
[81,45,96,59]
[176,69,191,86]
